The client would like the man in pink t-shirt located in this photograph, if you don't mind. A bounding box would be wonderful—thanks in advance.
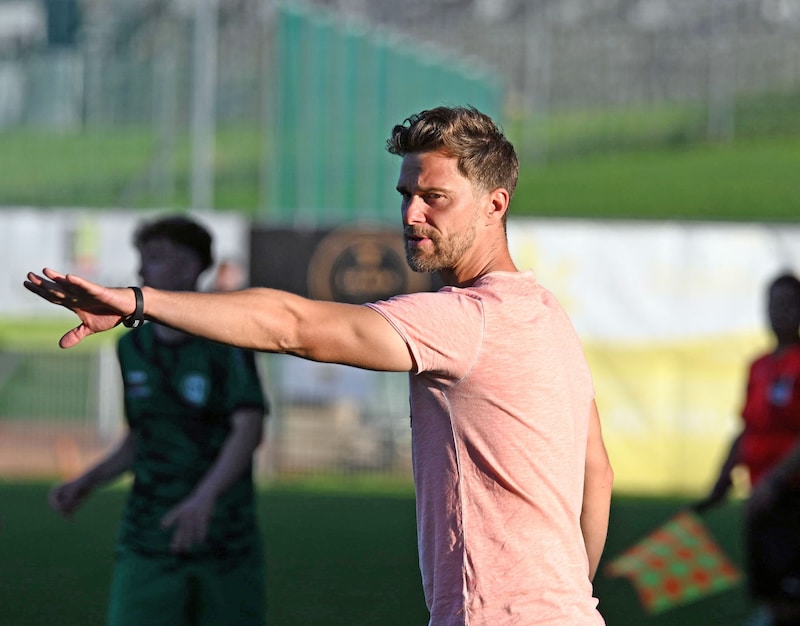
[26,106,614,625]
[368,274,605,623]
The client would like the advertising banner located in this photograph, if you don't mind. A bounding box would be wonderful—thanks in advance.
[5,211,800,492]
[509,219,800,493]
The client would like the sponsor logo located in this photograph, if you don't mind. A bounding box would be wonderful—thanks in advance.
[307,227,434,303]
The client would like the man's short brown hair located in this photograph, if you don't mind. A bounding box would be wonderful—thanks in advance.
[386,106,519,200]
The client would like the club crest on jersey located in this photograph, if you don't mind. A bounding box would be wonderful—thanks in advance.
[125,370,151,398]
[180,373,210,406]
[769,376,795,406]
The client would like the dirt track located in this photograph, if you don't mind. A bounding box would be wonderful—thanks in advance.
[0,421,113,479]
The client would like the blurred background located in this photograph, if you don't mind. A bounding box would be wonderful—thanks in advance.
[2,0,800,495]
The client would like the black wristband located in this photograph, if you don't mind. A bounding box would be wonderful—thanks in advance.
[122,286,145,328]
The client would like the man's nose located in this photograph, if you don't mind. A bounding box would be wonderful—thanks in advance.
[402,196,426,225]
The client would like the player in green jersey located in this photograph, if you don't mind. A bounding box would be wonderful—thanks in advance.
[48,215,269,626]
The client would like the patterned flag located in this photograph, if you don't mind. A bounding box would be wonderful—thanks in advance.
[605,510,743,614]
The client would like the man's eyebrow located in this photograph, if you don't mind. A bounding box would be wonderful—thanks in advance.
[396,184,450,194]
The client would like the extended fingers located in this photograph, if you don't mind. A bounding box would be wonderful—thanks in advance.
[35,268,70,294]
[24,276,65,305]
[26,270,104,310]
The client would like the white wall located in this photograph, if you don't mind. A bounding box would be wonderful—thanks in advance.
[2,208,250,317]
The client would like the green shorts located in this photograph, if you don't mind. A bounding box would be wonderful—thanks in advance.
[107,547,266,626]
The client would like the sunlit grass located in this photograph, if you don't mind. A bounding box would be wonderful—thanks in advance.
[1,92,798,221]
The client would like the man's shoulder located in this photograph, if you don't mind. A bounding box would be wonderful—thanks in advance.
[782,345,800,370]
[752,345,800,368]
[371,286,485,314]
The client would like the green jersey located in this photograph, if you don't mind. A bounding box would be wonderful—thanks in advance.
[117,323,267,558]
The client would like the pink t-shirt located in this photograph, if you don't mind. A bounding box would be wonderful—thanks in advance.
[367,271,603,626]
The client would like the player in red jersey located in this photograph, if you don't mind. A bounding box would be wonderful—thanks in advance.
[696,272,800,626]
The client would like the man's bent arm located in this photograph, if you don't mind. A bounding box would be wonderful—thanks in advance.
[581,400,613,581]
[161,407,265,552]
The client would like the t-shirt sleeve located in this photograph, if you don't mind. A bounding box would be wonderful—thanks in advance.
[366,290,484,380]
[222,347,269,416]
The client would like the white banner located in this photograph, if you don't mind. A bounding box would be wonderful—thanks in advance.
[1,208,250,317]
[509,219,800,493]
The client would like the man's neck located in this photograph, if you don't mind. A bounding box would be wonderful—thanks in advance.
[439,250,518,288]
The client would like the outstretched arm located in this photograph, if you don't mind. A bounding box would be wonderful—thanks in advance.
[24,268,413,371]
[692,431,742,513]
[581,400,614,581]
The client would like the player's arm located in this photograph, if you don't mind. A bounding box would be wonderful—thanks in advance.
[766,438,800,488]
[749,437,800,518]
[160,407,264,552]
[692,431,742,512]
[49,431,137,519]
[581,400,614,581]
[25,270,413,371]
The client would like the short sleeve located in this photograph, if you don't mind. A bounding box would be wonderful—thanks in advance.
[367,290,485,380]
[222,347,269,416]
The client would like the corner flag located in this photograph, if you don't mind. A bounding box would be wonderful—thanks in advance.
[605,510,743,613]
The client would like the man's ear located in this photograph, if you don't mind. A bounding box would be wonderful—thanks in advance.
[485,187,510,225]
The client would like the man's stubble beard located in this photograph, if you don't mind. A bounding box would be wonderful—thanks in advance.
[405,221,478,273]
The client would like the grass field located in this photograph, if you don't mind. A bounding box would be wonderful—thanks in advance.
[0,477,758,626]
[2,93,799,223]
[514,136,800,221]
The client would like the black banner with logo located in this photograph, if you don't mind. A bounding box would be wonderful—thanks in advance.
[249,226,441,303]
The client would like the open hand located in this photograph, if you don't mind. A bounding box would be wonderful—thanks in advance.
[160,492,216,554]
[24,268,136,348]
